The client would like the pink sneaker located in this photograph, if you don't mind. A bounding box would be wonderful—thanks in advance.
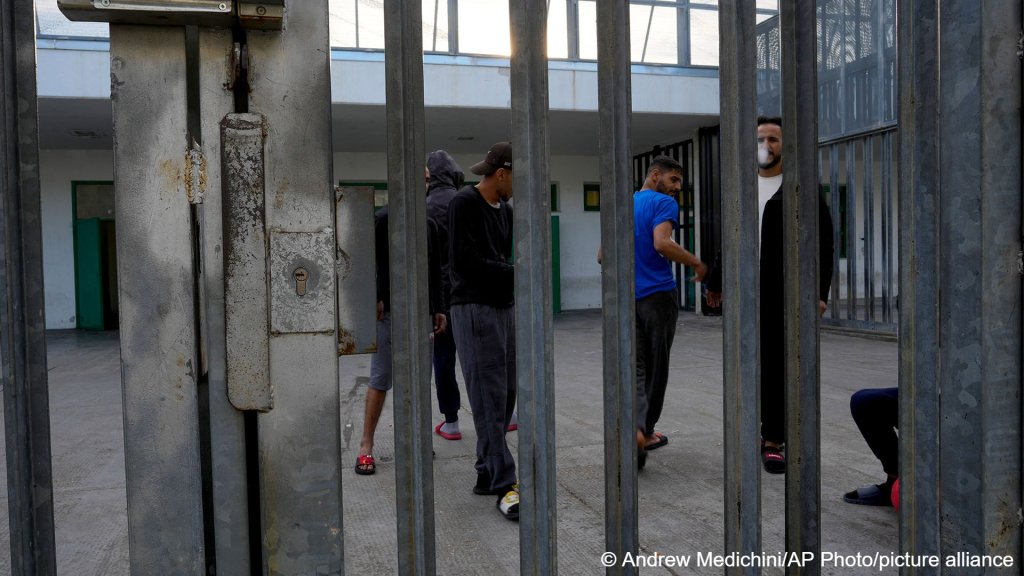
[435,421,462,441]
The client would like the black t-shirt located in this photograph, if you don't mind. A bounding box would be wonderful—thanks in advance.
[447,185,514,308]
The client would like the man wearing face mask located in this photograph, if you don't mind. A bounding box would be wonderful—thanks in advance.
[706,116,835,474]
[447,142,520,520]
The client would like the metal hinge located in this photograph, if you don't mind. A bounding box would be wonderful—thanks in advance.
[185,141,207,205]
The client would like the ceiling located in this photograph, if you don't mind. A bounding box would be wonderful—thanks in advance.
[38,97,717,156]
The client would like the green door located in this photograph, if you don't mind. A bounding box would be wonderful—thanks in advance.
[75,218,105,330]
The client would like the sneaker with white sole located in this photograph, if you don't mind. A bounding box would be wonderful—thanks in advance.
[496,485,520,521]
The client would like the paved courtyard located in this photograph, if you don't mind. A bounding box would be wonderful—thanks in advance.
[0,311,899,575]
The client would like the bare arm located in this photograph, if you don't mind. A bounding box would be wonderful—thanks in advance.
[652,221,707,281]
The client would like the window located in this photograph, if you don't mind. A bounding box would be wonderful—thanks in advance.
[583,182,600,212]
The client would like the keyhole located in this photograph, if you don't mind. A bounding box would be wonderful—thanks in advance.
[294,268,308,296]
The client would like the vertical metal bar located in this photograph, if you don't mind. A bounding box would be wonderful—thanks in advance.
[678,5,690,66]
[880,131,891,324]
[509,1,558,574]
[718,2,760,573]
[596,2,637,573]
[383,1,435,574]
[863,135,875,323]
[938,0,1022,560]
[197,27,251,574]
[844,140,856,320]
[779,0,821,571]
[109,24,206,573]
[0,0,56,573]
[566,0,579,61]
[447,0,458,54]
[829,144,840,320]
[245,2,344,572]
[897,0,941,566]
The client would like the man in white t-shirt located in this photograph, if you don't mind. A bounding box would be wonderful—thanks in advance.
[706,116,834,474]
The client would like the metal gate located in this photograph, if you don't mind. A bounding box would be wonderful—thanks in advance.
[2,1,1022,575]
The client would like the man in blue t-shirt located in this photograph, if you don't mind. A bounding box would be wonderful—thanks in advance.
[631,156,707,468]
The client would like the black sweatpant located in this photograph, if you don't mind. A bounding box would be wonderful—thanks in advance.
[635,289,678,436]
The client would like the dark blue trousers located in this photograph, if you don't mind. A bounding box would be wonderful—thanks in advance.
[433,313,461,422]
[850,387,899,476]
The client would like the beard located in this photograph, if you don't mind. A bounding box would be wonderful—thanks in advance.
[654,178,677,196]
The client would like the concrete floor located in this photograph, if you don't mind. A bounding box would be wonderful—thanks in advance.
[0,311,899,575]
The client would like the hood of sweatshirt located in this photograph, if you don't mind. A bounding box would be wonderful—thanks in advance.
[427,150,464,193]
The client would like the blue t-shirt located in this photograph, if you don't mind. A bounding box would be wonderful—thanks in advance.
[633,189,679,299]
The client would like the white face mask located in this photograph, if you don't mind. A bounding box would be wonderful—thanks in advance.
[757,145,771,167]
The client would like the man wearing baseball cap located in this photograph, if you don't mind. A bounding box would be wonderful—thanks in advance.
[447,141,519,520]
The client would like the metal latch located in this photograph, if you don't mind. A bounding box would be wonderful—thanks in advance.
[57,0,285,29]
[57,0,233,26]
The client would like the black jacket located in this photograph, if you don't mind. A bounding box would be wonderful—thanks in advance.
[447,185,514,308]
[706,183,835,314]
[374,206,390,311]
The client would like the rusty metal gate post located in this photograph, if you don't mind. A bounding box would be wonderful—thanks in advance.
[109,23,207,572]
[244,2,344,572]
[897,0,941,565]
[899,0,1023,570]
[59,0,346,572]
[717,1,761,572]
[1,0,57,573]
[509,1,558,573]
[596,2,639,573]
[779,2,822,571]
[383,1,437,574]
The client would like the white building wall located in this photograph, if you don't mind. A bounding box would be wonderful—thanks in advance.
[39,149,114,329]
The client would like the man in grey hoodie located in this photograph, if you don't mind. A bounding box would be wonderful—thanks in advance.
[426,150,465,440]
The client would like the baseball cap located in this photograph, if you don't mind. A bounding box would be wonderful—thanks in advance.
[469,141,513,176]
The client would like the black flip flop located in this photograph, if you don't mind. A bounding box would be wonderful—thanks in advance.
[645,433,669,451]
[843,484,893,506]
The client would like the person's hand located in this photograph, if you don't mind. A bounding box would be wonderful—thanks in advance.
[377,300,384,321]
[706,291,722,308]
[818,300,827,317]
[433,312,447,334]
[692,261,708,283]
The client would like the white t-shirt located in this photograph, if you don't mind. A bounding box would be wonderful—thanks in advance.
[758,173,783,237]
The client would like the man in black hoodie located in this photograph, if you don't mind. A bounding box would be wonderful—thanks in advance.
[426,150,466,440]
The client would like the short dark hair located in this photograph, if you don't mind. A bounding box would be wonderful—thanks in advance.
[647,155,683,176]
[757,115,782,128]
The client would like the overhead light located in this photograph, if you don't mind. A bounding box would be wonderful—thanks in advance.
[71,129,101,139]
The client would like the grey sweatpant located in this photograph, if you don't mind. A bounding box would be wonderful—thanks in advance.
[450,303,517,491]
